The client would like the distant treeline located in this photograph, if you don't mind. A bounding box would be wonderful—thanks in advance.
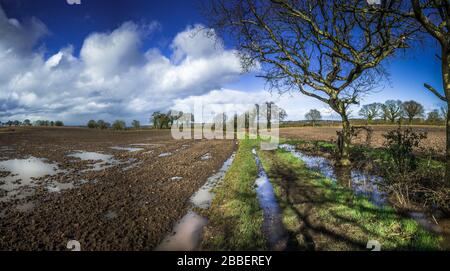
[0,119,64,127]
[86,119,141,130]
[283,100,446,128]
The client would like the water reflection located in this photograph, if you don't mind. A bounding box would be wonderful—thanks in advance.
[252,149,288,251]
[67,151,118,171]
[190,153,235,209]
[0,157,63,201]
[110,146,144,152]
[279,144,386,207]
[155,211,208,251]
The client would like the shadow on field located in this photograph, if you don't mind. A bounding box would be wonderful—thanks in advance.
[264,151,426,251]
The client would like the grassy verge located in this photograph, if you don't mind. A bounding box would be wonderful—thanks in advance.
[258,149,441,250]
[200,139,266,250]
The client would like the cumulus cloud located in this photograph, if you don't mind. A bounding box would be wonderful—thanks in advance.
[0,6,242,124]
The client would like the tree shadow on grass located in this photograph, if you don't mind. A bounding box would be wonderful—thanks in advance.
[264,151,426,251]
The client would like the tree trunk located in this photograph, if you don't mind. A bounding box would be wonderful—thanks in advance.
[443,47,450,185]
[337,112,352,166]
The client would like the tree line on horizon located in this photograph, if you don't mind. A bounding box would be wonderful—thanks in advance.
[0,119,64,127]
[359,100,447,125]
[86,119,141,130]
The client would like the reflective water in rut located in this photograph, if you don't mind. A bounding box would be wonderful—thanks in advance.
[252,149,288,251]
[156,153,236,251]
[190,153,235,209]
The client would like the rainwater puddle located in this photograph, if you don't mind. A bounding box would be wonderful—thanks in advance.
[156,152,235,251]
[155,211,208,251]
[200,153,212,161]
[279,144,386,206]
[15,201,35,213]
[67,151,118,171]
[104,210,118,220]
[0,157,64,201]
[190,153,235,209]
[130,143,162,147]
[158,152,172,158]
[46,182,75,193]
[110,146,144,152]
[252,149,288,251]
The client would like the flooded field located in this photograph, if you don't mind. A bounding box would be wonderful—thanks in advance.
[0,127,235,250]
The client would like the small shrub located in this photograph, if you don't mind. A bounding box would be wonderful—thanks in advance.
[383,127,427,173]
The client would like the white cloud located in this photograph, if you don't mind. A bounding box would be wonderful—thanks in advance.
[0,6,242,125]
[172,88,339,121]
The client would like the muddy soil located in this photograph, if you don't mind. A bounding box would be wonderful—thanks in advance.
[280,126,445,155]
[0,127,235,250]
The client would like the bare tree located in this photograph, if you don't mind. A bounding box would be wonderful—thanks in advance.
[305,109,322,127]
[202,0,415,165]
[359,103,382,124]
[384,100,404,123]
[132,120,141,129]
[427,109,442,124]
[402,100,424,124]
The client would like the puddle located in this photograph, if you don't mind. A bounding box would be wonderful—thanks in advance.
[67,151,113,161]
[110,146,144,152]
[200,153,212,161]
[279,144,386,207]
[46,182,75,193]
[67,151,118,171]
[15,201,35,213]
[190,153,235,209]
[252,149,288,251]
[409,212,442,233]
[104,210,118,220]
[130,143,162,147]
[123,161,143,171]
[155,211,208,251]
[158,152,172,158]
[0,157,63,201]
[156,152,236,251]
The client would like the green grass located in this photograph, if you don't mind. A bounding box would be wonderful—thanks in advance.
[200,139,266,250]
[258,149,442,251]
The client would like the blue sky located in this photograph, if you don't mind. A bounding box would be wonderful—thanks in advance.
[0,0,445,125]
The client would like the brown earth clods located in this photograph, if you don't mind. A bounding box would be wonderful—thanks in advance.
[0,127,235,250]
[280,126,446,154]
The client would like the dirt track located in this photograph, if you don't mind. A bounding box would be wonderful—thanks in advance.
[280,126,446,154]
[0,127,235,250]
